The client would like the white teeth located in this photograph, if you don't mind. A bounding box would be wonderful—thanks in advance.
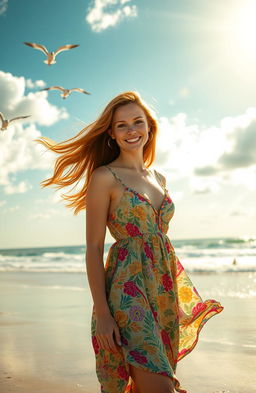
[126,137,140,143]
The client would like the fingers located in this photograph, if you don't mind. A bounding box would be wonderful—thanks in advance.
[97,331,121,353]
[95,315,122,353]
[108,334,118,353]
[97,335,119,352]
[102,336,114,352]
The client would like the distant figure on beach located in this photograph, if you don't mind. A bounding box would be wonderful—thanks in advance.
[232,258,237,265]
[36,91,224,393]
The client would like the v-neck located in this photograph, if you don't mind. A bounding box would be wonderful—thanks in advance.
[105,165,167,216]
[124,185,167,216]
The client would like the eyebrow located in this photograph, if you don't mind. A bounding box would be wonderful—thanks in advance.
[114,116,144,124]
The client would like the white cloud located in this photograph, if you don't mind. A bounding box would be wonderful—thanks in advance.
[33,186,79,209]
[155,107,256,192]
[0,200,7,207]
[189,176,220,194]
[28,209,59,221]
[28,207,69,220]
[0,0,8,16]
[0,122,56,192]
[25,78,46,89]
[228,166,256,191]
[0,71,68,126]
[4,181,32,195]
[86,0,137,32]
[0,70,69,195]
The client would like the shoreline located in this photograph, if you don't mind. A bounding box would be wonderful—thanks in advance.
[1,271,255,393]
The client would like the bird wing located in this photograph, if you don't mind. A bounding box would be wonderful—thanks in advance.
[70,88,91,95]
[42,86,65,91]
[54,44,79,55]
[9,115,31,123]
[24,42,48,55]
[0,112,4,123]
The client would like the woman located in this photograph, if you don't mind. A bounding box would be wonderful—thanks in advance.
[36,91,224,393]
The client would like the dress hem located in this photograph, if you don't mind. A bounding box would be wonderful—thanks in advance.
[177,299,224,362]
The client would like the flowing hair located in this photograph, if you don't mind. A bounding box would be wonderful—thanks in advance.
[34,91,159,215]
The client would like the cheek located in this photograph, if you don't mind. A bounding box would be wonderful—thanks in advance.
[115,129,125,138]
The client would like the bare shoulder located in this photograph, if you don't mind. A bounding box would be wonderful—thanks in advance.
[153,168,167,188]
[88,165,114,192]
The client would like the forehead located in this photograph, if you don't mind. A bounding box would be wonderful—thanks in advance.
[112,103,146,121]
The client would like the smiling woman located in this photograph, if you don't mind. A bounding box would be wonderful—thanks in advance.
[34,91,158,215]
[34,91,224,393]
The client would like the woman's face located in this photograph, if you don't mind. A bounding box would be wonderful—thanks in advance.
[110,103,150,150]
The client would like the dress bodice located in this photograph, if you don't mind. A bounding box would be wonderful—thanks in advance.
[105,165,175,241]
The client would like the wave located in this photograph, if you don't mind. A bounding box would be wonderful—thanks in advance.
[0,236,255,273]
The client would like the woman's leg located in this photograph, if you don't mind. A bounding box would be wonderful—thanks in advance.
[129,364,175,393]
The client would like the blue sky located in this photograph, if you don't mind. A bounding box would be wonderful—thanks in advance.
[0,0,256,248]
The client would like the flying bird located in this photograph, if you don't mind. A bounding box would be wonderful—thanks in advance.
[41,86,91,99]
[0,113,31,131]
[23,42,79,65]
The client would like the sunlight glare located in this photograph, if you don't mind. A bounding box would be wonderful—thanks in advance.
[232,1,256,60]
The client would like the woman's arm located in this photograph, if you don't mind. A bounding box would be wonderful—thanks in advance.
[85,166,112,317]
[85,167,122,353]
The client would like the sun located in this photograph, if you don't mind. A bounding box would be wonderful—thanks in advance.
[230,0,256,61]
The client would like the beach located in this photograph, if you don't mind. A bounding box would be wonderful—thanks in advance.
[1,270,255,393]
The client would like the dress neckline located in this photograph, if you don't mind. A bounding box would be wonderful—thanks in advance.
[105,165,167,216]
[124,185,168,216]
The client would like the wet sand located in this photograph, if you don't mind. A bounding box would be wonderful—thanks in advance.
[0,271,255,393]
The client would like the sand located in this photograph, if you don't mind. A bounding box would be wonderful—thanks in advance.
[0,271,255,393]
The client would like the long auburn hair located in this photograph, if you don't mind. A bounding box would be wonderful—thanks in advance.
[35,91,159,215]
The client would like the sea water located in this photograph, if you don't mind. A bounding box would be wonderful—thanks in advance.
[0,236,255,300]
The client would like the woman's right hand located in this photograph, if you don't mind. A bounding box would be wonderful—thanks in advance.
[95,312,122,353]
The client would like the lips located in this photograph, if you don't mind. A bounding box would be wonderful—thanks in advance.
[125,136,141,143]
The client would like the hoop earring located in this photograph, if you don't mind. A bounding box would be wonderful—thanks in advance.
[107,137,113,149]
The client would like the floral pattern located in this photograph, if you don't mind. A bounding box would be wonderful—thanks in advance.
[91,166,224,393]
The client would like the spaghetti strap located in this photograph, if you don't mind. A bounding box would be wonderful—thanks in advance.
[105,165,128,189]
[106,165,167,192]
[152,169,167,191]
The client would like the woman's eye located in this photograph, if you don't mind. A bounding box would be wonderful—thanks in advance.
[135,120,143,124]
[117,124,125,128]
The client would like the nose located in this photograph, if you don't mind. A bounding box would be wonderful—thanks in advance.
[127,124,136,132]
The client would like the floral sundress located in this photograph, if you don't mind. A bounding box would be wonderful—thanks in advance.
[90,165,224,393]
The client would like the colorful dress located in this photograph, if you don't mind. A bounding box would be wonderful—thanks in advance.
[91,165,224,393]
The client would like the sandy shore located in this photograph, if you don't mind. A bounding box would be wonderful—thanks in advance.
[0,271,255,393]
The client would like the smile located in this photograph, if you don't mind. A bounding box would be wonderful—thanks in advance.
[125,136,141,144]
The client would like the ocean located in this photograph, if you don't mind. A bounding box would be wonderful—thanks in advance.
[0,236,255,273]
[0,236,255,300]
[1,236,256,392]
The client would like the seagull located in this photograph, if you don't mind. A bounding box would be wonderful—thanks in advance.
[23,42,79,65]
[41,86,91,99]
[0,113,31,131]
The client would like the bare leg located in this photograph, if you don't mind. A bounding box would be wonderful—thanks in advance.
[130,377,140,393]
[129,364,175,393]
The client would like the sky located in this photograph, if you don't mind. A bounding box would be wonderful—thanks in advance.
[0,0,256,249]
